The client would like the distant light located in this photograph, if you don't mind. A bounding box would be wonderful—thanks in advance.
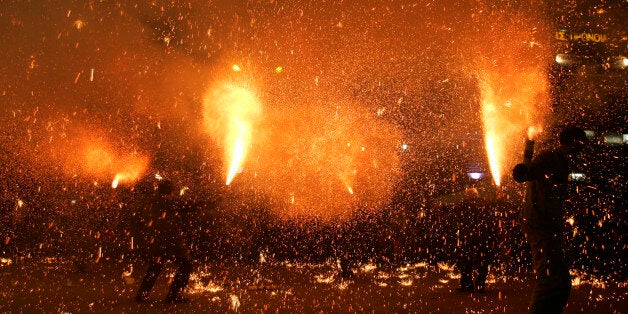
[467,172,485,180]
[622,57,628,67]
[232,64,242,72]
[603,133,623,145]
[154,173,163,180]
[569,173,587,181]
[555,53,571,65]
[584,130,596,138]
[401,144,408,150]
[275,66,284,74]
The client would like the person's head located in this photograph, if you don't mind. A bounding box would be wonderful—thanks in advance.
[157,179,175,196]
[559,126,587,155]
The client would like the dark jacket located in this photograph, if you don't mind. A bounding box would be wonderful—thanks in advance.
[147,193,191,257]
[518,149,570,233]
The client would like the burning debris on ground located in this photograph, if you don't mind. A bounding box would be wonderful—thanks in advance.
[1,0,626,312]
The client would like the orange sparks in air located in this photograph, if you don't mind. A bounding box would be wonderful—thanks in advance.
[226,120,249,185]
[111,156,149,188]
[203,83,262,185]
[479,81,508,187]
[527,125,542,141]
[484,129,502,186]
[61,133,149,187]
[479,68,550,187]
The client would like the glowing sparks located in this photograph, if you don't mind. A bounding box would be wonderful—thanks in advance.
[179,186,189,196]
[232,64,242,72]
[484,130,502,186]
[111,176,121,188]
[110,156,149,188]
[400,279,413,286]
[527,126,542,141]
[189,273,224,294]
[437,262,455,272]
[60,132,149,187]
[478,67,550,187]
[361,263,377,273]
[73,20,85,30]
[226,121,248,185]
[251,104,401,220]
[315,274,336,284]
[203,83,262,185]
[229,294,241,312]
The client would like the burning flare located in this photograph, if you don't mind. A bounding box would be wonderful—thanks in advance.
[111,156,149,188]
[203,83,262,185]
[479,81,510,187]
[61,132,149,187]
[478,68,550,187]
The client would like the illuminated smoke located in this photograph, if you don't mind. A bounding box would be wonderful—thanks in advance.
[59,129,149,187]
[250,104,401,221]
[472,11,552,186]
[202,83,262,185]
[478,67,550,186]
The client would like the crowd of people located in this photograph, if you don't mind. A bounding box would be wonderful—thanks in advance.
[1,126,624,312]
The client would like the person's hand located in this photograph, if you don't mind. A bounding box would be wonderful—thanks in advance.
[512,163,528,183]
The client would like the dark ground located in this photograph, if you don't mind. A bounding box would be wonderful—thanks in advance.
[1,258,625,313]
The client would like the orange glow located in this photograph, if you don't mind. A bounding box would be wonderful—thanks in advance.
[250,104,401,221]
[61,131,149,187]
[484,129,502,186]
[111,156,150,188]
[527,126,542,141]
[473,13,551,187]
[479,68,549,186]
[203,83,262,185]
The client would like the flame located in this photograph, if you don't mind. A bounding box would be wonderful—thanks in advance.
[479,67,550,187]
[60,131,149,187]
[111,176,121,188]
[226,120,249,185]
[471,12,551,187]
[480,83,507,186]
[111,160,148,189]
[203,83,262,185]
[484,130,502,186]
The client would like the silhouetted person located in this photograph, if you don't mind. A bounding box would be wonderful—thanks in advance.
[512,126,587,313]
[454,188,497,293]
[135,179,193,303]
